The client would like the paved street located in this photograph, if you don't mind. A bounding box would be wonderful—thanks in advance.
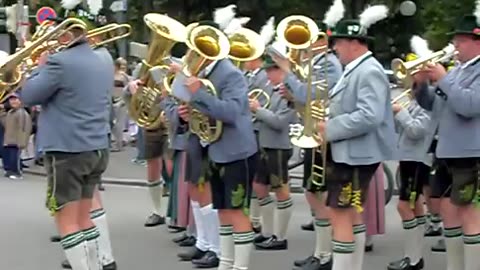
[1,174,447,270]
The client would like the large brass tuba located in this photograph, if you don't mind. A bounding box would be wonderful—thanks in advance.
[165,24,230,143]
[0,18,88,102]
[128,13,186,130]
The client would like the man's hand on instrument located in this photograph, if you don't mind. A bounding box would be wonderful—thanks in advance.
[178,104,190,122]
[249,98,260,112]
[279,85,294,102]
[38,51,49,66]
[392,103,403,114]
[169,63,182,74]
[185,76,202,94]
[426,63,447,82]
[128,79,143,95]
[317,121,326,138]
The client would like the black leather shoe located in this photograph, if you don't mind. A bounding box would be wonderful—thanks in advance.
[178,247,207,261]
[192,251,220,268]
[50,235,61,243]
[296,256,332,270]
[424,225,442,237]
[301,221,314,231]
[254,234,269,244]
[168,224,187,233]
[365,244,373,252]
[179,236,196,247]
[62,260,117,269]
[173,233,189,243]
[431,239,446,252]
[144,213,165,227]
[387,257,424,270]
[293,255,314,267]
[255,235,288,250]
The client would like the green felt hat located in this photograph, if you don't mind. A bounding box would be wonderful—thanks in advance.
[315,20,334,37]
[448,15,480,36]
[330,19,372,41]
[262,54,278,69]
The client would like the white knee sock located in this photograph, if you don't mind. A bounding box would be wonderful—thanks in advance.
[191,200,208,251]
[83,227,102,270]
[147,179,164,216]
[200,204,220,255]
[314,219,332,263]
[219,225,234,270]
[250,196,261,229]
[91,209,115,265]
[352,224,366,270]
[444,227,465,270]
[274,197,293,240]
[332,240,355,270]
[61,232,89,270]
[463,233,480,270]
[414,216,426,264]
[233,231,255,270]
[259,196,274,237]
[402,218,420,264]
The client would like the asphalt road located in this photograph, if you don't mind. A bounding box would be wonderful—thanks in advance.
[1,174,447,270]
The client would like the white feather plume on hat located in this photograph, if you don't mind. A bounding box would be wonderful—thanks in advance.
[88,0,103,16]
[475,0,480,25]
[410,35,432,58]
[224,17,251,36]
[213,4,237,31]
[323,0,345,28]
[359,5,389,30]
[61,0,83,10]
[259,17,275,46]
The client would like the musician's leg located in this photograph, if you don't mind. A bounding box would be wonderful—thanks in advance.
[90,189,115,266]
[252,151,274,243]
[249,192,262,233]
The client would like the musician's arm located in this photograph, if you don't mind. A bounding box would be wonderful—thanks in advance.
[191,71,246,124]
[438,73,480,117]
[160,96,181,128]
[326,69,386,142]
[395,108,431,140]
[255,99,295,131]
[413,82,435,111]
[20,56,62,106]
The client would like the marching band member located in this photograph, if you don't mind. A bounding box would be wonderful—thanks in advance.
[413,7,480,270]
[20,4,113,270]
[250,54,296,251]
[325,5,396,270]
[387,85,436,270]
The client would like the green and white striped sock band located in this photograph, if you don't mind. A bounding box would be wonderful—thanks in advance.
[233,231,255,245]
[416,215,427,226]
[444,227,463,238]
[277,197,293,210]
[90,208,106,220]
[332,240,355,254]
[431,214,442,224]
[60,231,85,250]
[259,196,274,207]
[147,179,163,187]
[83,227,100,241]
[402,218,418,230]
[463,233,480,245]
[353,224,366,234]
[315,219,331,227]
[220,225,233,236]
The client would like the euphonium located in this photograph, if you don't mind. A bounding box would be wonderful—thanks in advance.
[128,13,186,130]
[164,24,230,143]
[0,18,88,102]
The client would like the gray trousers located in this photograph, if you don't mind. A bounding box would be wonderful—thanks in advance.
[112,101,128,150]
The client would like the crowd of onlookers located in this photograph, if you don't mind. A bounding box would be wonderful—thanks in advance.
[0,57,147,180]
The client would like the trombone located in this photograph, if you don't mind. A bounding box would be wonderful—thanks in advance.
[87,23,132,49]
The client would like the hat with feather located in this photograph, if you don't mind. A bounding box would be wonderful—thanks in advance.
[194,4,237,31]
[330,4,389,41]
[449,0,480,36]
[316,0,345,36]
[59,0,110,30]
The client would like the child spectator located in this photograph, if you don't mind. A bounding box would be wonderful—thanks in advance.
[2,93,32,179]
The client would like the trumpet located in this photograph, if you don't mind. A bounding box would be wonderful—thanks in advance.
[0,18,88,101]
[248,88,271,122]
[391,89,412,108]
[391,44,457,88]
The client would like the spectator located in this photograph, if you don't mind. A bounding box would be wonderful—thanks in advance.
[1,93,32,179]
[111,57,130,152]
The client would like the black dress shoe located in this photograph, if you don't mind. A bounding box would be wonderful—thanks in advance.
[388,257,424,270]
[297,256,332,270]
[365,244,373,252]
[424,225,442,237]
[255,235,288,250]
[301,221,314,231]
[178,247,207,261]
[294,255,314,267]
[254,234,269,244]
[144,213,165,227]
[62,259,117,270]
[192,251,220,268]
[168,224,187,233]
[173,233,189,243]
[50,235,61,243]
[431,239,446,252]
[179,236,196,247]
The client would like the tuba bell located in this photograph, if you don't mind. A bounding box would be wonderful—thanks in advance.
[128,13,186,130]
[164,24,230,143]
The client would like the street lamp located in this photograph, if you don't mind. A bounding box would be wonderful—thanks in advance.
[399,1,417,17]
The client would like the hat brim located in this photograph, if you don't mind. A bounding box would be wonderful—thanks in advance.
[329,34,374,41]
[262,63,278,69]
[447,30,478,37]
